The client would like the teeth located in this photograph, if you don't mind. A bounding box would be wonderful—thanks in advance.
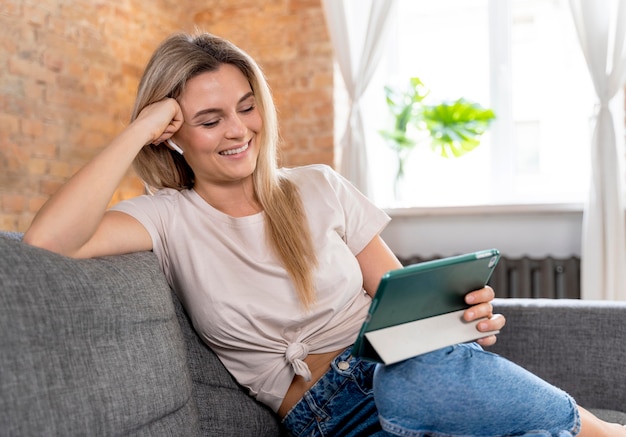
[220,142,249,156]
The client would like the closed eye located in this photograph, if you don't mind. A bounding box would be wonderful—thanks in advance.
[201,119,220,128]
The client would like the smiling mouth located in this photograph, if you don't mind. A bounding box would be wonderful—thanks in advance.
[219,142,249,156]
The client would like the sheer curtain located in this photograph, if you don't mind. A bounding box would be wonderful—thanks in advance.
[322,0,398,197]
[570,0,626,300]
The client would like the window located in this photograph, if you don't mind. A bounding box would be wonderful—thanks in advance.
[353,0,597,208]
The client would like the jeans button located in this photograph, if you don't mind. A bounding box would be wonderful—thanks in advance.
[337,360,350,370]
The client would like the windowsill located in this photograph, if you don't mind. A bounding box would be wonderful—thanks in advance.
[383,202,585,218]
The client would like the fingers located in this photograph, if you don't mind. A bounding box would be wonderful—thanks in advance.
[464,286,495,321]
[464,302,493,322]
[463,286,506,346]
[477,313,506,332]
[476,334,498,347]
[135,98,184,145]
[474,313,506,346]
[152,100,184,145]
[465,285,495,305]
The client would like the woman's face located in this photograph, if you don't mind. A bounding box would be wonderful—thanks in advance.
[174,63,263,189]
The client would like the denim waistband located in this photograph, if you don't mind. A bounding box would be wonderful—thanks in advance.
[282,347,354,421]
[281,346,381,436]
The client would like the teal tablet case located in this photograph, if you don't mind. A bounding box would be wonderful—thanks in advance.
[352,248,500,363]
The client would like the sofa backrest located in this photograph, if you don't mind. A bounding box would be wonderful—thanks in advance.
[0,234,199,436]
[0,233,284,436]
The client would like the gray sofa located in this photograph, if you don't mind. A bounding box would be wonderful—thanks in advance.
[1,232,624,436]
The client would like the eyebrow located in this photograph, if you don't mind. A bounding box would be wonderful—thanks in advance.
[191,91,255,121]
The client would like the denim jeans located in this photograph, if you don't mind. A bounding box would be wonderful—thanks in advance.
[282,344,580,437]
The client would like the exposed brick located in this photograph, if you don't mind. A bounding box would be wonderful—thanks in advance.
[312,134,334,150]
[30,139,58,159]
[0,113,20,132]
[0,0,334,232]
[20,118,46,138]
[39,178,64,196]
[0,214,17,231]
[17,214,34,232]
[1,194,27,213]
[8,55,52,84]
[42,50,64,72]
[285,150,333,167]
[1,0,23,17]
[22,3,50,27]
[28,196,48,213]
[48,160,72,178]
[22,80,46,100]
[0,141,29,170]
[27,158,48,176]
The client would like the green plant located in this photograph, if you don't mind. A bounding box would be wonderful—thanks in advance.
[420,98,496,157]
[379,77,496,197]
[379,77,429,185]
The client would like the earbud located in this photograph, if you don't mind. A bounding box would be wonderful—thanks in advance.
[166,139,184,155]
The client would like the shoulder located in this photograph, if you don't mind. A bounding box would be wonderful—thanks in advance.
[110,188,192,217]
[280,164,379,215]
[281,163,334,177]
[151,187,189,200]
[281,164,347,190]
[129,188,189,204]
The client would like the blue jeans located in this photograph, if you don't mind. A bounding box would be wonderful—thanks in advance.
[282,344,580,437]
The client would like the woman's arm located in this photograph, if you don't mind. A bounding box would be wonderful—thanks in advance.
[355,235,506,346]
[23,99,182,258]
[355,235,403,295]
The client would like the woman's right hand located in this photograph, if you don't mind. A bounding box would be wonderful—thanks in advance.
[132,98,184,147]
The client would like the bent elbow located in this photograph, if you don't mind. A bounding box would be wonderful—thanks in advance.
[22,229,43,248]
[22,230,76,258]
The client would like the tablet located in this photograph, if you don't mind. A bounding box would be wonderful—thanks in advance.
[352,248,500,364]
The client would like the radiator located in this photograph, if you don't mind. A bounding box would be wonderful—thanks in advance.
[488,256,580,299]
[397,255,581,299]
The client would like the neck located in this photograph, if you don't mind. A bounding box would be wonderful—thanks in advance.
[193,178,262,217]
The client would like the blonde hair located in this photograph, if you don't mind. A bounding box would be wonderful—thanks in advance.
[131,32,318,307]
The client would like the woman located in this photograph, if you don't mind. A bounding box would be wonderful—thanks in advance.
[24,32,625,437]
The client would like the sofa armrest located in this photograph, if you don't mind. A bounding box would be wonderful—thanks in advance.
[490,298,626,412]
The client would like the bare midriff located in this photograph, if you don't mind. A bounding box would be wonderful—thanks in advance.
[277,347,346,418]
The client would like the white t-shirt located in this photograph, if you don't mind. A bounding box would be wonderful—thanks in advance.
[110,164,390,411]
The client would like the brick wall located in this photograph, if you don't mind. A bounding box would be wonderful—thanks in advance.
[0,0,334,232]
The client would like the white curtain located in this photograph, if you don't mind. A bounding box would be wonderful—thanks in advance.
[322,0,398,197]
[570,0,626,300]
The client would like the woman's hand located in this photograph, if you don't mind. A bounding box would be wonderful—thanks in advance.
[133,98,184,146]
[464,286,506,347]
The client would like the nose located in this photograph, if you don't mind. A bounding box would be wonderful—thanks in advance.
[225,113,246,139]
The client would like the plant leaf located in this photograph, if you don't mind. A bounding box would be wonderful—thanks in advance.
[419,98,496,158]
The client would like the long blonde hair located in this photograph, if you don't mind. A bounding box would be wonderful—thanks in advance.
[131,32,318,307]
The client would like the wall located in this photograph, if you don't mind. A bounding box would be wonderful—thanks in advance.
[0,0,333,232]
[191,0,334,167]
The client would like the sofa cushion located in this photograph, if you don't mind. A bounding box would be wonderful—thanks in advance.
[171,294,285,436]
[588,409,626,425]
[0,236,199,436]
[491,298,626,423]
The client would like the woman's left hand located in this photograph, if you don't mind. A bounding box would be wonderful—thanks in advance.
[464,286,506,347]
